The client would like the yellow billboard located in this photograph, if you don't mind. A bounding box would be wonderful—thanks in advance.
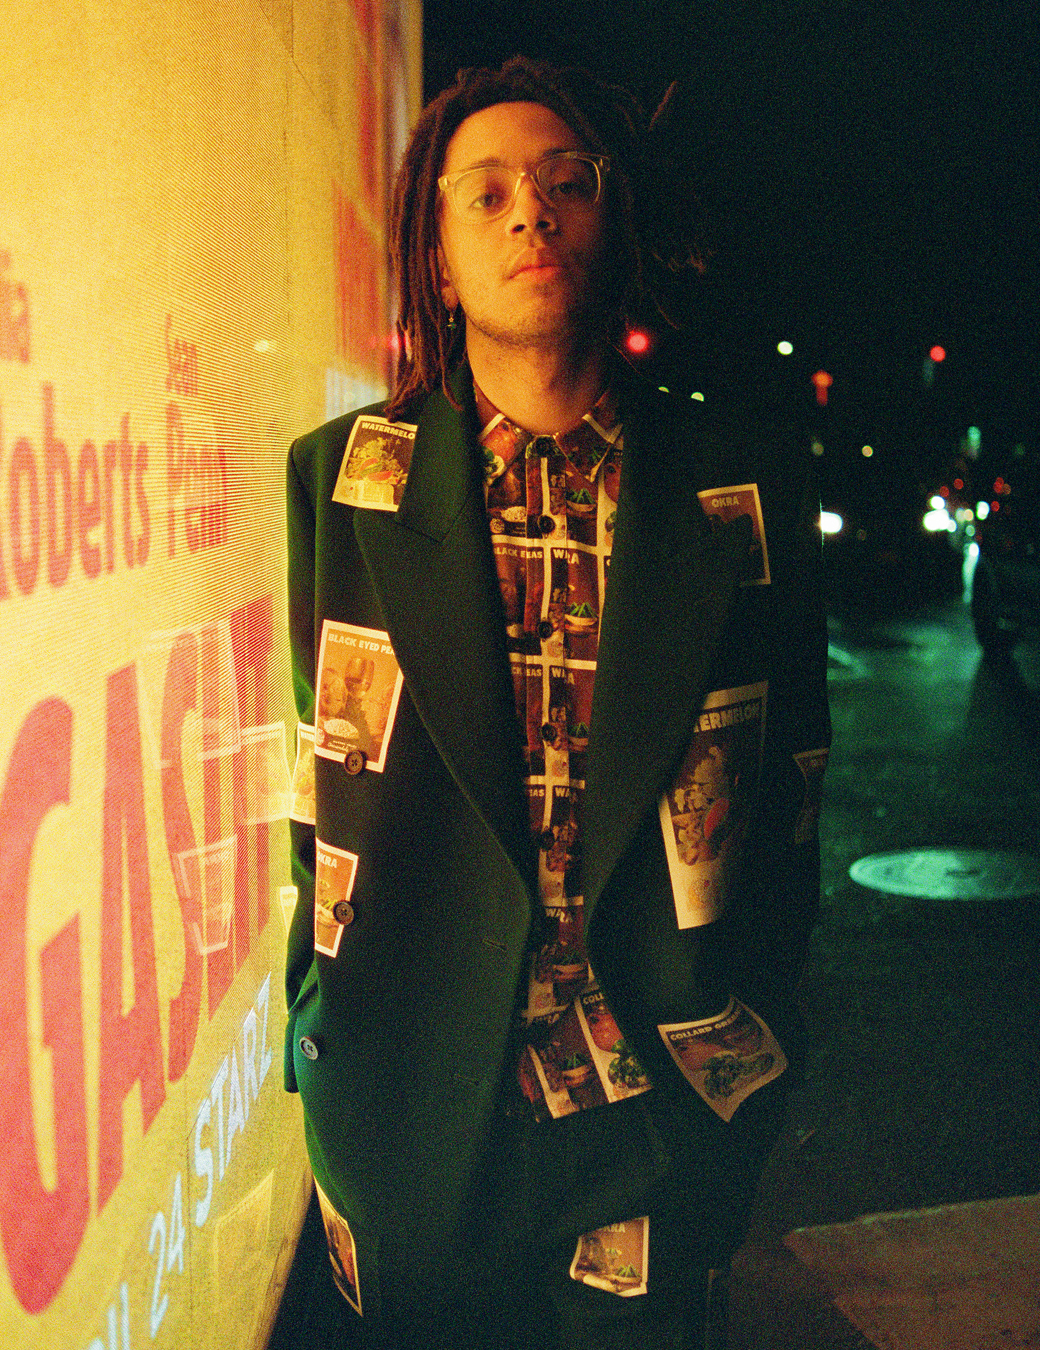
[0,1,420,1347]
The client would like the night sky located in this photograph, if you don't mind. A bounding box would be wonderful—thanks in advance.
[423,0,1038,483]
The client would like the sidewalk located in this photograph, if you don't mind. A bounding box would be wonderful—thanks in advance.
[731,1193,1040,1350]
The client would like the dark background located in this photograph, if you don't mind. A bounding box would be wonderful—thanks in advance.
[423,0,1038,506]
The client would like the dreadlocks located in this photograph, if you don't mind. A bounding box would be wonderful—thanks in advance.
[385,56,700,420]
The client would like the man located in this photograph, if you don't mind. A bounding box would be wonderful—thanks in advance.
[285,56,830,1350]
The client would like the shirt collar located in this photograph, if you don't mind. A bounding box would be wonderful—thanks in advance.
[474,384,622,486]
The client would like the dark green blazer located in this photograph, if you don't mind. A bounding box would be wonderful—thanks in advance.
[284,364,830,1321]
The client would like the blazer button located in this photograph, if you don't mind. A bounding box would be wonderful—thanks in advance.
[333,900,355,925]
[538,828,556,850]
[344,748,367,775]
[538,514,556,536]
[538,619,554,640]
[299,1035,321,1061]
[541,722,556,742]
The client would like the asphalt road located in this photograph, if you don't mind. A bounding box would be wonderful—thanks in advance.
[731,571,1040,1347]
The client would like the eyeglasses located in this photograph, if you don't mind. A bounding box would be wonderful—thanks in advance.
[438,151,610,223]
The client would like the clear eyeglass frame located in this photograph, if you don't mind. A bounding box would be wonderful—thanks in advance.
[437,151,611,223]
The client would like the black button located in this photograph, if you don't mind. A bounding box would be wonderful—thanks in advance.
[538,619,554,640]
[344,748,366,775]
[541,722,556,742]
[299,1036,321,1061]
[538,828,556,850]
[538,514,556,536]
[333,900,355,925]
[532,436,555,457]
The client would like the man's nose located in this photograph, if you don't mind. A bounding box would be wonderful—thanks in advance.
[509,173,558,232]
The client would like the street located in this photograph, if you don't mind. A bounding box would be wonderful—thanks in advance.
[732,572,1040,1347]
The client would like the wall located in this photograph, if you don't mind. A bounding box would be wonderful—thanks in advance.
[0,1,420,1346]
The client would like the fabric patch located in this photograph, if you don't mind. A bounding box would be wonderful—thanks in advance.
[793,747,829,844]
[314,840,359,958]
[289,722,316,824]
[658,998,786,1122]
[697,483,770,584]
[517,987,652,1121]
[332,414,416,511]
[659,682,767,928]
[314,621,403,772]
[570,1217,649,1297]
[314,1181,362,1315]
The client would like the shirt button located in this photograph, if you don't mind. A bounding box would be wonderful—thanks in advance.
[333,900,355,925]
[538,619,554,640]
[299,1036,321,1061]
[538,515,556,536]
[344,748,366,775]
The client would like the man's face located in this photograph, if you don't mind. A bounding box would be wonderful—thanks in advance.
[436,101,609,352]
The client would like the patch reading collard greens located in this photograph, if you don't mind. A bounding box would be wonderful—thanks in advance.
[332,415,417,511]
[659,998,786,1122]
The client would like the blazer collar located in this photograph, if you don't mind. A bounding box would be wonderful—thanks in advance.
[353,368,539,896]
[580,385,753,929]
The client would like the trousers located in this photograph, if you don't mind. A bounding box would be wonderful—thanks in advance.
[364,1077,786,1350]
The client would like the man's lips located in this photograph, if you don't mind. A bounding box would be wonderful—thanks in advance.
[508,254,565,278]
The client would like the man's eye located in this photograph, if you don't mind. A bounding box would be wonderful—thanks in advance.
[542,162,596,201]
[461,172,508,213]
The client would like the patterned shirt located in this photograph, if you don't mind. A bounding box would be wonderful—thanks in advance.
[476,384,653,1122]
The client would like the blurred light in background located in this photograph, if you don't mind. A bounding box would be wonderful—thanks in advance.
[861,445,874,457]
[923,507,957,533]
[777,340,793,355]
[819,511,843,535]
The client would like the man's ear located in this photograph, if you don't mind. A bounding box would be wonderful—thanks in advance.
[434,245,459,311]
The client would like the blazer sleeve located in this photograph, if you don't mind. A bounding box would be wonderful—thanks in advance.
[728,452,831,1002]
[284,439,319,1090]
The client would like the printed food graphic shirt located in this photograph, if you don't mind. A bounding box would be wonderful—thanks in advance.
[477,385,653,1121]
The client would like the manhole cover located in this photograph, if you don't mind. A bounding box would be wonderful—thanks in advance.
[849,848,1040,901]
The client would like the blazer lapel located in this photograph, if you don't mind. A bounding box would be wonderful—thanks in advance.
[353,375,537,894]
[581,393,753,928]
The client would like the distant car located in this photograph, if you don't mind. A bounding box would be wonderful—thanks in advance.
[820,493,962,609]
[970,447,1040,654]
